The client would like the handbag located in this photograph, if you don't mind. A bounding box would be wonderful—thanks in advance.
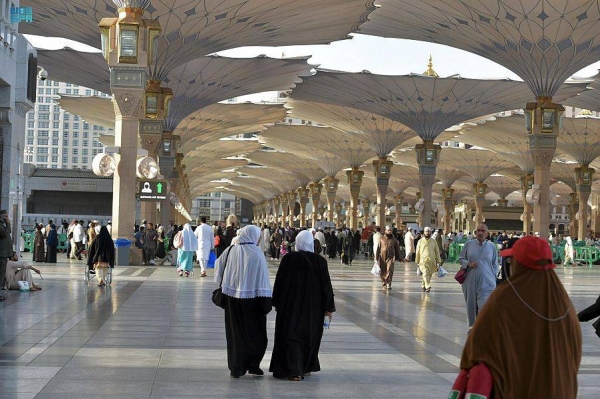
[18,281,30,291]
[212,247,233,309]
[454,268,468,284]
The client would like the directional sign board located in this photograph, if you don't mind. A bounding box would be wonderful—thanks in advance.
[137,180,168,201]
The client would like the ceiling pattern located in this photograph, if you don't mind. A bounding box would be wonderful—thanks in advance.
[557,116,600,166]
[290,70,585,140]
[441,148,518,182]
[22,0,375,77]
[359,0,600,97]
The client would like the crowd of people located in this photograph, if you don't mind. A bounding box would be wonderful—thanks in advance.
[6,213,600,396]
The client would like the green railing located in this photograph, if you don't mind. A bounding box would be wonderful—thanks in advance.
[22,233,171,252]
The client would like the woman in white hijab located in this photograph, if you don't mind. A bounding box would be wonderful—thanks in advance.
[214,225,272,378]
[177,223,198,277]
[269,229,336,381]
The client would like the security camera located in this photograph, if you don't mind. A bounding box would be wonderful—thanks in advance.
[37,68,48,81]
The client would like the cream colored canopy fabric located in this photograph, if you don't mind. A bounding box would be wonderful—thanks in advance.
[23,0,376,79]
[359,0,600,97]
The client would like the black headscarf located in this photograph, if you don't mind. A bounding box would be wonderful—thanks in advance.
[87,226,115,267]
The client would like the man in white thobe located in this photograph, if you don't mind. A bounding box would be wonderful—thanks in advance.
[194,216,214,277]
[404,229,415,262]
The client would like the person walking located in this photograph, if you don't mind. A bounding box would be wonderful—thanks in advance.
[0,210,12,300]
[458,223,499,329]
[142,223,159,266]
[376,226,402,290]
[269,230,335,381]
[261,225,271,257]
[404,228,415,262]
[563,235,575,266]
[87,226,115,286]
[176,223,197,277]
[72,220,85,260]
[452,236,581,398]
[372,227,383,259]
[269,228,283,261]
[415,226,442,292]
[194,216,214,277]
[214,225,272,378]
[45,224,58,263]
[33,224,45,262]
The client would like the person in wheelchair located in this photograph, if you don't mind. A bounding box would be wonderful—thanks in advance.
[86,226,115,286]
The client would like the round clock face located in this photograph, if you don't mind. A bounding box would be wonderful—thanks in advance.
[92,153,116,177]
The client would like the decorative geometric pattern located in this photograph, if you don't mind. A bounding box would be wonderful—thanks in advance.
[290,70,585,140]
[484,175,521,199]
[178,103,287,152]
[359,0,600,97]
[440,148,518,182]
[551,161,578,190]
[236,165,302,193]
[245,150,327,186]
[260,124,375,169]
[557,116,600,166]
[286,100,414,156]
[22,0,375,78]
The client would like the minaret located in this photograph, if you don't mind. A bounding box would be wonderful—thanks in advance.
[423,55,439,77]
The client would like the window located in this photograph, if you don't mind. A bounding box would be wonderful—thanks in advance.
[38,88,44,95]
[65,89,72,94]
[27,138,34,145]
[52,148,58,155]
[38,121,49,129]
[53,81,59,87]
[83,122,89,130]
[73,89,79,95]
[38,105,50,112]
[82,157,88,164]
[72,148,78,155]
[53,121,59,129]
[37,138,48,145]
[62,156,68,163]
[38,148,48,154]
[27,130,34,137]
[36,155,48,163]
[72,140,79,146]
[51,165,58,169]
[63,123,69,130]
[27,120,34,128]
[82,149,88,156]
[51,156,58,163]
[72,132,79,138]
[28,112,34,120]
[82,140,88,147]
[83,132,89,139]
[85,89,91,96]
[73,115,80,121]
[73,123,79,130]
[93,149,101,155]
[63,139,68,146]
[66,83,72,87]
[63,132,69,138]
[38,130,49,138]
[53,88,59,95]
[52,139,59,146]
[38,113,50,121]
[72,157,78,163]
[64,113,70,121]
[52,131,59,138]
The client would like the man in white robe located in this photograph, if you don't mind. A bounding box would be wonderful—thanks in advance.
[404,229,415,262]
[194,216,214,277]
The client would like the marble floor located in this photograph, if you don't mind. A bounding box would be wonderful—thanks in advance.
[1,253,600,398]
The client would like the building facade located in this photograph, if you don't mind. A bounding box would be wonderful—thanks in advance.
[24,80,110,169]
[0,0,37,239]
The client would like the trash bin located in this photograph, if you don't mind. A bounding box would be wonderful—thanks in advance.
[115,238,132,266]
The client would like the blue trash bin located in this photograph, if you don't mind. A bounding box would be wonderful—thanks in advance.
[114,238,132,266]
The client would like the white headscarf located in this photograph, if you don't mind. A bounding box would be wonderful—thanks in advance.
[181,223,198,251]
[214,225,272,299]
[295,230,314,252]
[230,228,242,246]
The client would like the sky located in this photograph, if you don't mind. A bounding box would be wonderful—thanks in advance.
[27,33,600,100]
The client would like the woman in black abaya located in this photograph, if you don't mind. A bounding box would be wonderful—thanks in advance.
[327,231,338,259]
[214,225,272,378]
[270,230,336,381]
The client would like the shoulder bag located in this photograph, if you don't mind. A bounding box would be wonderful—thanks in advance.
[212,247,233,309]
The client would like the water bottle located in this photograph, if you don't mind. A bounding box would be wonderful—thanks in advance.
[323,316,331,329]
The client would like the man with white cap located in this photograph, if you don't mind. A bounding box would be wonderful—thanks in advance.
[375,226,402,290]
[415,226,442,292]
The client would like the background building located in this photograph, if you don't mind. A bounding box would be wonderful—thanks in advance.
[0,1,37,239]
[24,80,111,169]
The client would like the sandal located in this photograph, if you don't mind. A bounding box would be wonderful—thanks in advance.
[185,271,191,277]
[178,270,183,277]
[288,376,302,381]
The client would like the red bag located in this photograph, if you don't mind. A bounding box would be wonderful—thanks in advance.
[449,363,493,399]
[455,268,468,284]
[214,235,221,247]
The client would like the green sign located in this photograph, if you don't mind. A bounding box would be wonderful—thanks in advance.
[137,180,168,201]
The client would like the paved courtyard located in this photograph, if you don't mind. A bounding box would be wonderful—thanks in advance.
[1,253,600,398]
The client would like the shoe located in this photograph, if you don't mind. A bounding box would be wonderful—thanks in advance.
[421,286,426,292]
[98,279,105,286]
[185,271,191,277]
[89,270,96,275]
[248,368,264,376]
[425,287,431,293]
[178,270,183,277]
[288,376,302,381]
[0,296,6,301]
[386,284,391,290]
[77,257,83,260]
[200,272,207,277]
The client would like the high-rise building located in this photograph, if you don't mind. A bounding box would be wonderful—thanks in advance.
[24,80,111,169]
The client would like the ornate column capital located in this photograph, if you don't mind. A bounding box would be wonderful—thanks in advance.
[346,169,364,194]
[575,166,595,193]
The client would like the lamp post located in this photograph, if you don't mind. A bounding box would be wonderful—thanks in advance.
[415,141,441,230]
[98,3,159,240]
